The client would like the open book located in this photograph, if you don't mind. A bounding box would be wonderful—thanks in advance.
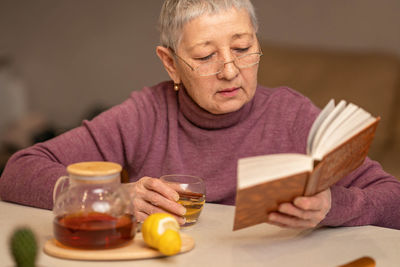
[233,99,380,230]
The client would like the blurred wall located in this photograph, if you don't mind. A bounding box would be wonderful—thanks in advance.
[0,0,399,129]
[257,0,400,53]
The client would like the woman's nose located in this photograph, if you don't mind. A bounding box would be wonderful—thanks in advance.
[218,58,239,80]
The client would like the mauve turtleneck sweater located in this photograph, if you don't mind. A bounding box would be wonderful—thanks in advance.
[1,81,400,229]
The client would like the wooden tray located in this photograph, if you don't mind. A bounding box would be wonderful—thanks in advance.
[43,232,194,261]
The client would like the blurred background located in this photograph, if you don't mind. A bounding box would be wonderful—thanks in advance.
[1,0,399,175]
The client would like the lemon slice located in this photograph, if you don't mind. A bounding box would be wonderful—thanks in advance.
[156,216,179,234]
[142,213,181,255]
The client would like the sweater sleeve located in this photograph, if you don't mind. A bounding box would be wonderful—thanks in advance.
[0,92,150,210]
[321,158,400,229]
[0,125,104,209]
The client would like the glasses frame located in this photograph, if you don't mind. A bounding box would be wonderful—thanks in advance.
[170,48,263,77]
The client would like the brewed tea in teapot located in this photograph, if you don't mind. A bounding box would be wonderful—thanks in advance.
[52,161,136,249]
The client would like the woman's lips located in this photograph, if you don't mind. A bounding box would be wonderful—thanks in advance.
[218,87,240,97]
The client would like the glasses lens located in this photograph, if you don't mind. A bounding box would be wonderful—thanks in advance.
[197,62,223,77]
[236,53,261,68]
[196,52,262,77]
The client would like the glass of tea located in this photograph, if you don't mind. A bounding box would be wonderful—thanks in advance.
[160,174,206,227]
[52,161,136,249]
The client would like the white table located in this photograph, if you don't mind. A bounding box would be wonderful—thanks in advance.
[1,201,399,267]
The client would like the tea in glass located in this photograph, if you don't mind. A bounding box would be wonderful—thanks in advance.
[160,174,206,227]
[177,191,205,226]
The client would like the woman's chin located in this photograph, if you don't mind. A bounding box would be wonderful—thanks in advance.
[210,101,247,115]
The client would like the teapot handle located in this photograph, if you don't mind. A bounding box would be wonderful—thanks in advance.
[53,176,69,204]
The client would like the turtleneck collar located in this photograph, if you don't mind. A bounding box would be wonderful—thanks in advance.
[177,85,254,129]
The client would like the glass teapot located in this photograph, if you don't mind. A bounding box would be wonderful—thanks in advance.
[52,161,136,249]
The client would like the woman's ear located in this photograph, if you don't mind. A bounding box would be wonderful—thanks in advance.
[156,46,181,83]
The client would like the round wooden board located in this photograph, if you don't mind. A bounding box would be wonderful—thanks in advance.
[43,232,194,261]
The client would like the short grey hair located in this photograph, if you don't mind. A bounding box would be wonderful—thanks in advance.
[158,0,258,51]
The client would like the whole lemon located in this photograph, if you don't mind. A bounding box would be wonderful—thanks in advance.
[142,213,181,255]
[158,229,182,256]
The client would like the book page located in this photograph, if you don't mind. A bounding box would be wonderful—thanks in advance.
[318,115,375,158]
[237,154,314,189]
[307,99,335,155]
[312,108,373,160]
[312,103,359,156]
[311,100,347,155]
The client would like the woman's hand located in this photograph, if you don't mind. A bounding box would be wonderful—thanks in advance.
[267,188,331,229]
[123,176,186,225]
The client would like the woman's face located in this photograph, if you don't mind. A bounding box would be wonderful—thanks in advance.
[175,8,259,114]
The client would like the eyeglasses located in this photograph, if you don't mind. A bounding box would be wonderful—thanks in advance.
[171,49,263,77]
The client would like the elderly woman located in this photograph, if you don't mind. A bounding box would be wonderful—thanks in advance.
[1,0,400,230]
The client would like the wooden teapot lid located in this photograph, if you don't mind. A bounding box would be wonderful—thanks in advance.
[67,161,122,177]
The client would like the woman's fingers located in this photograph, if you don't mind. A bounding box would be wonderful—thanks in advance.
[142,177,179,201]
[294,189,331,212]
[268,205,321,228]
[267,189,332,229]
[278,202,317,220]
[140,187,186,216]
[124,177,186,224]
[268,212,316,228]
[133,197,186,225]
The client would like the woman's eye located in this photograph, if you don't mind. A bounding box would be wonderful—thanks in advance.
[196,53,214,61]
[234,47,250,53]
